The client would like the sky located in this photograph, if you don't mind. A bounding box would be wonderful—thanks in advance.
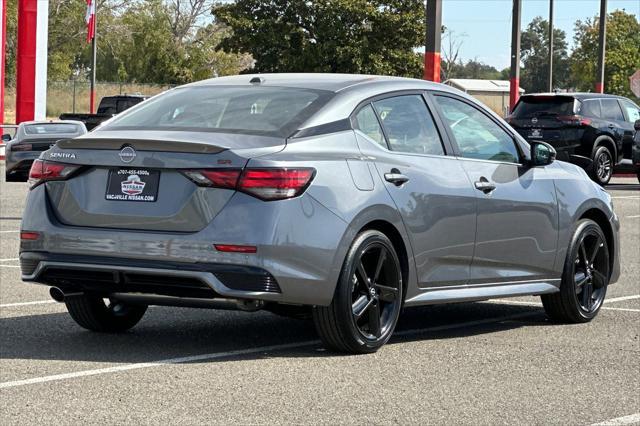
[440,0,640,70]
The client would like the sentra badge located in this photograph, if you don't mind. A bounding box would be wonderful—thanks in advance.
[121,174,146,196]
[49,152,76,159]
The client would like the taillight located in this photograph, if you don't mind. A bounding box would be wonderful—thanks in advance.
[557,115,591,127]
[183,167,315,201]
[11,143,32,151]
[238,168,315,201]
[28,159,80,188]
[182,169,242,189]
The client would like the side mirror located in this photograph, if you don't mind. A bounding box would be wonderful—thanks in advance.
[531,141,556,167]
[634,119,640,131]
[1,134,11,142]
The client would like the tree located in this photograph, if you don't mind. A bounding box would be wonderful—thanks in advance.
[212,0,425,78]
[441,27,466,81]
[520,16,570,93]
[570,10,640,100]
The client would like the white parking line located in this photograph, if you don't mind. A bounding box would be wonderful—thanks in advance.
[0,230,20,233]
[591,412,640,425]
[611,196,640,200]
[0,300,57,308]
[0,264,20,268]
[606,295,640,303]
[626,215,640,219]
[0,258,19,262]
[0,311,536,389]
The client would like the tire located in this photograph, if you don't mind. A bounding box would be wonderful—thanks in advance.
[589,145,613,185]
[541,219,609,323]
[636,170,640,184]
[65,293,147,332]
[312,230,403,354]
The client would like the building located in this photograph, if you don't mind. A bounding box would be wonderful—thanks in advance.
[444,79,525,116]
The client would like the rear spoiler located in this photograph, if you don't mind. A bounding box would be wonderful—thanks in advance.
[56,138,226,154]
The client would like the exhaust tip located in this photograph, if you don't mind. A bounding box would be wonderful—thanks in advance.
[49,287,65,303]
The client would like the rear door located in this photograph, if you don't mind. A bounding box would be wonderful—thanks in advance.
[430,92,559,284]
[353,93,477,288]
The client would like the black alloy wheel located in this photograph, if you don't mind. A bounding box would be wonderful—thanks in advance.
[592,146,613,185]
[542,219,609,323]
[313,230,403,353]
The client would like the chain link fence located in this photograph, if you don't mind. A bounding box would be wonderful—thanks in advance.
[3,81,172,123]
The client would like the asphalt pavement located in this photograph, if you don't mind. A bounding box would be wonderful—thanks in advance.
[1,167,638,425]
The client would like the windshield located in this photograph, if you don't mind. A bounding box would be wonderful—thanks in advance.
[24,123,79,135]
[102,86,333,137]
[511,96,576,118]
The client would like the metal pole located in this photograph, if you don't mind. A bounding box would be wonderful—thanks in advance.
[548,0,554,92]
[89,2,97,113]
[424,0,443,82]
[72,79,76,113]
[509,0,522,111]
[1,0,6,124]
[595,0,607,93]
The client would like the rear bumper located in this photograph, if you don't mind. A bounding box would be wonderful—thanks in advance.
[20,186,350,306]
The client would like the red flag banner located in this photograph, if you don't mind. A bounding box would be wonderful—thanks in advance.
[85,0,95,43]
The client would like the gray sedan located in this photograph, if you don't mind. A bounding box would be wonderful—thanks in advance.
[5,120,87,182]
[19,74,620,353]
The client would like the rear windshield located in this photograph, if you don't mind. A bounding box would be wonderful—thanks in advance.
[101,86,333,137]
[511,96,576,118]
[24,123,79,135]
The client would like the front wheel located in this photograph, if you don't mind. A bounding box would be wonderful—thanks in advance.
[313,230,403,354]
[65,293,147,332]
[541,219,609,323]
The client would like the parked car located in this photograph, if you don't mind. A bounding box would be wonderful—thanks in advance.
[507,93,640,185]
[20,74,620,353]
[59,94,148,131]
[633,119,640,183]
[5,120,87,182]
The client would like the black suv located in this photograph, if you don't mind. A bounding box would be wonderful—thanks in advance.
[508,93,640,185]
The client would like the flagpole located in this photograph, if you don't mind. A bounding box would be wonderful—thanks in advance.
[89,1,97,113]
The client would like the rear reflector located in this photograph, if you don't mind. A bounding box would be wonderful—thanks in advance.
[214,244,257,253]
[11,144,32,152]
[28,159,80,188]
[183,167,315,201]
[20,231,40,241]
[557,115,592,126]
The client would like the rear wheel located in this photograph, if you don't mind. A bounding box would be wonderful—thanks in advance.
[65,293,147,332]
[312,230,403,354]
[590,146,613,185]
[541,219,609,323]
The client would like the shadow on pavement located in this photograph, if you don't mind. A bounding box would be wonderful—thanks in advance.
[0,302,551,365]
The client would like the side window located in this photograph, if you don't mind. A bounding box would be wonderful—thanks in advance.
[353,104,386,148]
[434,95,520,163]
[620,100,640,123]
[372,95,445,155]
[601,99,625,121]
[579,99,601,118]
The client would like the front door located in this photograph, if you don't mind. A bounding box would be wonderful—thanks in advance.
[431,93,559,284]
[352,94,477,288]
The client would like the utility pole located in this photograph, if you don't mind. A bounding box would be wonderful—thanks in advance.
[89,2,98,113]
[595,0,607,93]
[509,0,522,111]
[424,0,443,82]
[548,0,554,92]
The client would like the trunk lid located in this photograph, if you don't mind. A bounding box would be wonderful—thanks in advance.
[44,131,285,232]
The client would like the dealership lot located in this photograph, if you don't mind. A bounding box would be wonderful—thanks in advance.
[0,168,638,425]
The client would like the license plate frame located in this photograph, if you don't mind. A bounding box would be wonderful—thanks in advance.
[105,168,160,202]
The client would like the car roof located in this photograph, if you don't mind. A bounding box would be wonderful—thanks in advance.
[185,73,447,93]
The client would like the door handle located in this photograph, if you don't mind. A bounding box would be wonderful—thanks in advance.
[384,168,409,186]
[474,178,496,194]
